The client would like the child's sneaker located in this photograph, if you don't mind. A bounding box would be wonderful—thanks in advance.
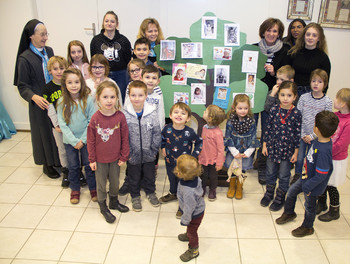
[70,190,80,204]
[275,212,297,225]
[291,226,314,237]
[159,193,177,203]
[178,233,189,242]
[180,246,199,262]
[147,193,160,207]
[61,167,69,188]
[176,209,183,219]
[90,189,97,202]
[208,189,217,201]
[131,196,142,212]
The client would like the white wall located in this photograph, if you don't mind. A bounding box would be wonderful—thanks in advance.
[1,0,349,130]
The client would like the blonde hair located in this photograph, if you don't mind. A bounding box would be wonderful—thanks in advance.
[277,65,295,80]
[174,154,203,181]
[67,40,89,65]
[205,105,226,126]
[336,88,350,110]
[59,68,90,125]
[137,18,164,44]
[310,69,328,89]
[127,58,146,73]
[96,81,121,111]
[170,102,192,118]
[227,94,253,118]
[89,54,110,76]
[47,56,68,71]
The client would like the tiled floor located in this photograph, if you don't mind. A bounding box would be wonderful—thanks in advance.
[1,131,350,264]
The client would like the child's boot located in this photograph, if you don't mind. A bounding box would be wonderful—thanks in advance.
[318,205,340,222]
[235,179,243,200]
[109,194,129,213]
[316,193,328,215]
[98,200,116,223]
[227,177,236,198]
[61,167,69,188]
[208,188,217,201]
[180,246,199,262]
[260,184,275,207]
[269,188,286,211]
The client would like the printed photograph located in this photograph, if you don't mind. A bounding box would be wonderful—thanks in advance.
[224,23,240,46]
[245,73,256,93]
[201,16,217,39]
[172,63,187,85]
[160,40,176,60]
[174,92,189,105]
[191,83,206,104]
[242,50,259,73]
[214,65,230,87]
[181,42,203,59]
[186,63,207,80]
[213,47,232,60]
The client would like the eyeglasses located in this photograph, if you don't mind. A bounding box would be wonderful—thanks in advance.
[91,66,105,71]
[129,68,140,74]
[36,32,49,37]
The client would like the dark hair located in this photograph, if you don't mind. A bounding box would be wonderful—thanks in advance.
[259,18,284,40]
[315,111,339,138]
[284,19,306,46]
[134,37,151,49]
[142,64,159,78]
[128,80,147,95]
[89,54,110,76]
[170,102,192,118]
[279,81,297,96]
[102,11,118,29]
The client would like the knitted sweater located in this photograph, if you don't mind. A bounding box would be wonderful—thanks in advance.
[331,112,350,160]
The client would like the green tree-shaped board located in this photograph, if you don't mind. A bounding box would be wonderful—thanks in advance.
[155,12,268,122]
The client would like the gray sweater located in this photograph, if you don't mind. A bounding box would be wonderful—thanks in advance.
[123,102,161,165]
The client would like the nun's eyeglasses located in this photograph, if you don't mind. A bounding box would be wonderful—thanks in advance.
[36,32,49,37]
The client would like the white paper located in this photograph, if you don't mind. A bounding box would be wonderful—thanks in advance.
[296,1,306,13]
[191,83,206,104]
[326,1,339,21]
[339,9,349,21]
[214,65,230,87]
[242,50,259,73]
[201,16,217,39]
[245,73,256,93]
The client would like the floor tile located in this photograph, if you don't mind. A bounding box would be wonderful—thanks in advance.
[0,227,33,258]
[151,237,186,264]
[17,230,72,261]
[104,235,153,264]
[0,153,31,167]
[280,239,328,264]
[12,260,57,264]
[339,194,350,214]
[0,183,32,203]
[320,239,350,264]
[314,215,350,239]
[156,212,184,237]
[233,193,270,214]
[0,167,17,183]
[53,188,91,208]
[0,204,49,228]
[8,141,33,154]
[239,239,285,264]
[0,140,18,152]
[0,203,15,221]
[197,238,240,264]
[60,232,112,263]
[235,214,277,239]
[200,213,236,238]
[21,133,32,142]
[8,132,29,142]
[5,167,42,184]
[20,155,41,168]
[116,211,159,236]
[35,174,62,186]
[204,192,234,213]
[19,185,62,205]
[0,259,12,264]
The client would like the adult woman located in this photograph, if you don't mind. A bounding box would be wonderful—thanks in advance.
[283,19,306,48]
[285,23,331,96]
[90,11,132,102]
[14,19,60,178]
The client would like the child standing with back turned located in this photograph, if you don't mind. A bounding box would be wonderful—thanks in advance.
[317,88,350,221]
[87,81,130,223]
[198,105,226,201]
[175,154,205,262]
[276,111,339,237]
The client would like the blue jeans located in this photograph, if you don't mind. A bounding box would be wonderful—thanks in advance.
[295,140,313,175]
[166,163,178,195]
[284,178,317,228]
[109,70,128,103]
[64,144,96,191]
[266,158,291,192]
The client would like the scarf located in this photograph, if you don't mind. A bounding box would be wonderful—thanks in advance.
[149,41,156,57]
[30,42,52,84]
[258,38,283,58]
[229,113,254,135]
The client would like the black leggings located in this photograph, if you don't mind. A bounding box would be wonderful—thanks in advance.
[319,186,340,206]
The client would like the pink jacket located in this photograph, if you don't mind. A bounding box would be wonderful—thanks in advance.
[332,112,350,160]
[198,126,225,167]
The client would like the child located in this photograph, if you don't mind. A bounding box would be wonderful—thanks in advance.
[224,94,260,199]
[133,37,152,66]
[42,56,69,185]
[193,87,203,101]
[276,111,339,237]
[57,68,97,204]
[174,154,205,262]
[264,65,295,113]
[67,40,90,79]
[291,69,332,185]
[174,69,184,81]
[198,105,226,201]
[87,81,130,223]
[261,81,301,211]
[127,58,146,82]
[86,54,123,107]
[317,88,350,221]
[159,102,202,210]
[122,80,161,212]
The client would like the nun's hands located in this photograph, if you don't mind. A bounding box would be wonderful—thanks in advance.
[32,94,49,110]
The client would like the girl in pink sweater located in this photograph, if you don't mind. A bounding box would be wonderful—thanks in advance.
[198,105,226,201]
[317,88,350,222]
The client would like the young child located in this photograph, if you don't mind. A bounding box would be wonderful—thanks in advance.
[159,102,202,210]
[86,54,123,107]
[122,80,161,212]
[291,69,332,185]
[57,68,97,204]
[127,58,146,82]
[276,111,339,237]
[317,88,350,221]
[67,40,90,79]
[133,37,152,66]
[198,105,226,201]
[174,69,184,81]
[87,81,130,223]
[42,56,69,185]
[174,154,205,262]
[261,81,301,211]
[224,94,260,199]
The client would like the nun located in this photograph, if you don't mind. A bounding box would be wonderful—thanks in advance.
[14,19,60,178]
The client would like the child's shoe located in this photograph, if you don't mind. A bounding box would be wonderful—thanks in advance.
[260,184,275,207]
[70,190,80,204]
[98,200,116,223]
[176,209,183,219]
[180,246,199,262]
[290,173,301,186]
[227,177,236,198]
[318,205,340,222]
[79,169,87,187]
[147,193,160,207]
[178,233,189,242]
[291,226,314,237]
[275,212,297,225]
[269,188,286,211]
[119,182,129,196]
[61,167,69,188]
[90,189,98,202]
[109,195,129,212]
[131,196,142,212]
[208,189,217,201]
[159,193,177,203]
[235,180,243,200]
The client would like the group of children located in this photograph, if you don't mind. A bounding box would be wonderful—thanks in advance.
[40,23,350,261]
